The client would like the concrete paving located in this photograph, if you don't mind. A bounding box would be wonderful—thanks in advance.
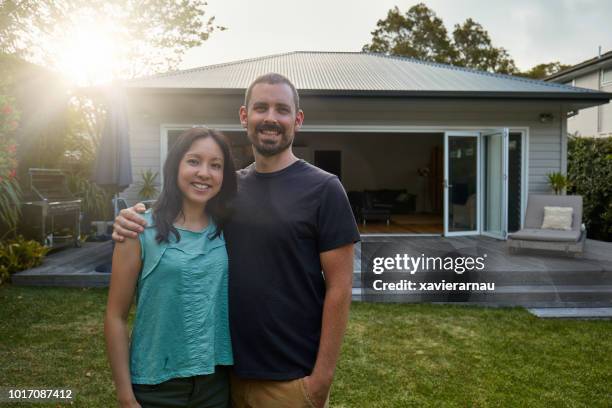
[528,308,612,319]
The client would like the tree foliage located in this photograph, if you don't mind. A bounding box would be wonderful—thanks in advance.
[363,4,516,73]
[516,62,571,79]
[0,0,224,77]
[452,18,516,74]
[567,136,612,241]
[362,5,456,64]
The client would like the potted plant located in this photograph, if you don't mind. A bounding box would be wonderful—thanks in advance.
[547,172,569,195]
[137,169,159,200]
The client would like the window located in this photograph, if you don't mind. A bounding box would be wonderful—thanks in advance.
[602,67,612,85]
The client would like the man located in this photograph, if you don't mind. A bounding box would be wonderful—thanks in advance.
[113,73,360,407]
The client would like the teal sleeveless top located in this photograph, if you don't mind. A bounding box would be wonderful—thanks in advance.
[129,210,233,384]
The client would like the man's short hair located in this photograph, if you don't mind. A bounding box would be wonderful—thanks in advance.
[244,73,300,112]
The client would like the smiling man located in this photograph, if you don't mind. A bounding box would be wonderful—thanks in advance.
[113,73,360,408]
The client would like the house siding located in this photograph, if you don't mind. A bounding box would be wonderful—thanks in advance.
[558,69,612,138]
[123,93,564,204]
[601,81,612,133]
[568,71,601,136]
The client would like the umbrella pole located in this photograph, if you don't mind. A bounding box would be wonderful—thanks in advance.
[114,193,119,218]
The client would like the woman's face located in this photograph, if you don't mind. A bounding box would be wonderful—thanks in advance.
[177,137,224,207]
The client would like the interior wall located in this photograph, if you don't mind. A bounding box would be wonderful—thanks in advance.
[293,132,443,210]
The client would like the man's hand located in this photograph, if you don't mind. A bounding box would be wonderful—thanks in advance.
[303,375,331,408]
[119,396,142,408]
[112,203,148,242]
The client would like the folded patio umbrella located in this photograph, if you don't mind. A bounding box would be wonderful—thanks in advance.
[92,86,132,217]
[91,86,132,273]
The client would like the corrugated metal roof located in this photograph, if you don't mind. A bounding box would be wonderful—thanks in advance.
[125,51,607,98]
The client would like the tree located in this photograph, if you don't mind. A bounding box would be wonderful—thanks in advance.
[517,62,571,79]
[0,0,224,78]
[363,4,517,74]
[362,4,456,64]
[452,18,516,74]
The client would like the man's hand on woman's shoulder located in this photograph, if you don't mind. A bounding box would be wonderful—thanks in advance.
[112,203,148,242]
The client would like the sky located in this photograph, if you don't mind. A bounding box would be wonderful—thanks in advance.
[179,0,612,72]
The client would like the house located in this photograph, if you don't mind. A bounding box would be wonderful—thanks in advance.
[121,51,611,238]
[546,49,612,138]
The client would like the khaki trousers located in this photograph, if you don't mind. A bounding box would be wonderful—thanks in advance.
[230,373,329,408]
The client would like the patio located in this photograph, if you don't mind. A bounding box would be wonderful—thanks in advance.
[354,236,612,309]
[11,236,612,309]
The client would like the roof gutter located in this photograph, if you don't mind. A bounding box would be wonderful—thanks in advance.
[546,53,612,82]
[125,87,612,103]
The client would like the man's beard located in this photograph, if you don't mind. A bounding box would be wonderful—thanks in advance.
[249,123,294,157]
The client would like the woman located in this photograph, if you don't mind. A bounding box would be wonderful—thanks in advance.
[104,127,237,408]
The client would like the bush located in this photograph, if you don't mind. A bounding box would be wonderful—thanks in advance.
[66,173,112,221]
[567,136,612,241]
[0,83,21,235]
[0,236,49,284]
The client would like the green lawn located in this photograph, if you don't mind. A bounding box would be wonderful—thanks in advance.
[0,285,610,407]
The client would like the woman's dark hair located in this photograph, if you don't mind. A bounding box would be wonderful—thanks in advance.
[152,127,237,243]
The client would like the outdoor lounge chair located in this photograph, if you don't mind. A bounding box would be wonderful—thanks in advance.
[507,194,586,255]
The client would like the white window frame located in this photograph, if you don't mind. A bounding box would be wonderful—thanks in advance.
[602,67,612,86]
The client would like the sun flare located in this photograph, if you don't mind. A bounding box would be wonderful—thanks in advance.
[55,19,120,86]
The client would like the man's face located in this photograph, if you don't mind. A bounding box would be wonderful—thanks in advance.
[239,83,304,157]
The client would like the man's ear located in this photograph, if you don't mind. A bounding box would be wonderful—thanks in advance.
[295,109,304,130]
[239,106,248,128]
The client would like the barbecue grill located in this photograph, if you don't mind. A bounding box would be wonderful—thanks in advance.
[20,168,82,249]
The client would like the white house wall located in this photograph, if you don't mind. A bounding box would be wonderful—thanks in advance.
[601,81,612,134]
[567,71,612,137]
[124,93,565,204]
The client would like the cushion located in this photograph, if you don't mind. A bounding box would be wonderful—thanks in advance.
[508,228,581,242]
[541,206,573,231]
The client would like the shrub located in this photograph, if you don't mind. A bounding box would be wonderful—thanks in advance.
[547,172,569,195]
[137,169,159,200]
[0,236,49,284]
[0,85,21,236]
[66,173,112,221]
[567,136,612,241]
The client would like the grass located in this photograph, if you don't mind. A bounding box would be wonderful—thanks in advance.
[0,285,611,407]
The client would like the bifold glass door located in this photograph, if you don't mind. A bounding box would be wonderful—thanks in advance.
[444,129,509,238]
[444,132,480,236]
[482,129,509,239]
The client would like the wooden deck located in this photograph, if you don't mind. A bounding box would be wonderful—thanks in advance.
[11,235,612,309]
[12,241,113,287]
[359,214,443,234]
[354,236,612,308]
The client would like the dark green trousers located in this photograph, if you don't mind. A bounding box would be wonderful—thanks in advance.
[132,366,229,408]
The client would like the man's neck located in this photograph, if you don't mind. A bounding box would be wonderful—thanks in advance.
[253,148,299,173]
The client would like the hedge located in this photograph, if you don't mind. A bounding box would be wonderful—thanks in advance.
[567,136,612,241]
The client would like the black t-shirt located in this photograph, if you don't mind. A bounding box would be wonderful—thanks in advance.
[225,160,360,380]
